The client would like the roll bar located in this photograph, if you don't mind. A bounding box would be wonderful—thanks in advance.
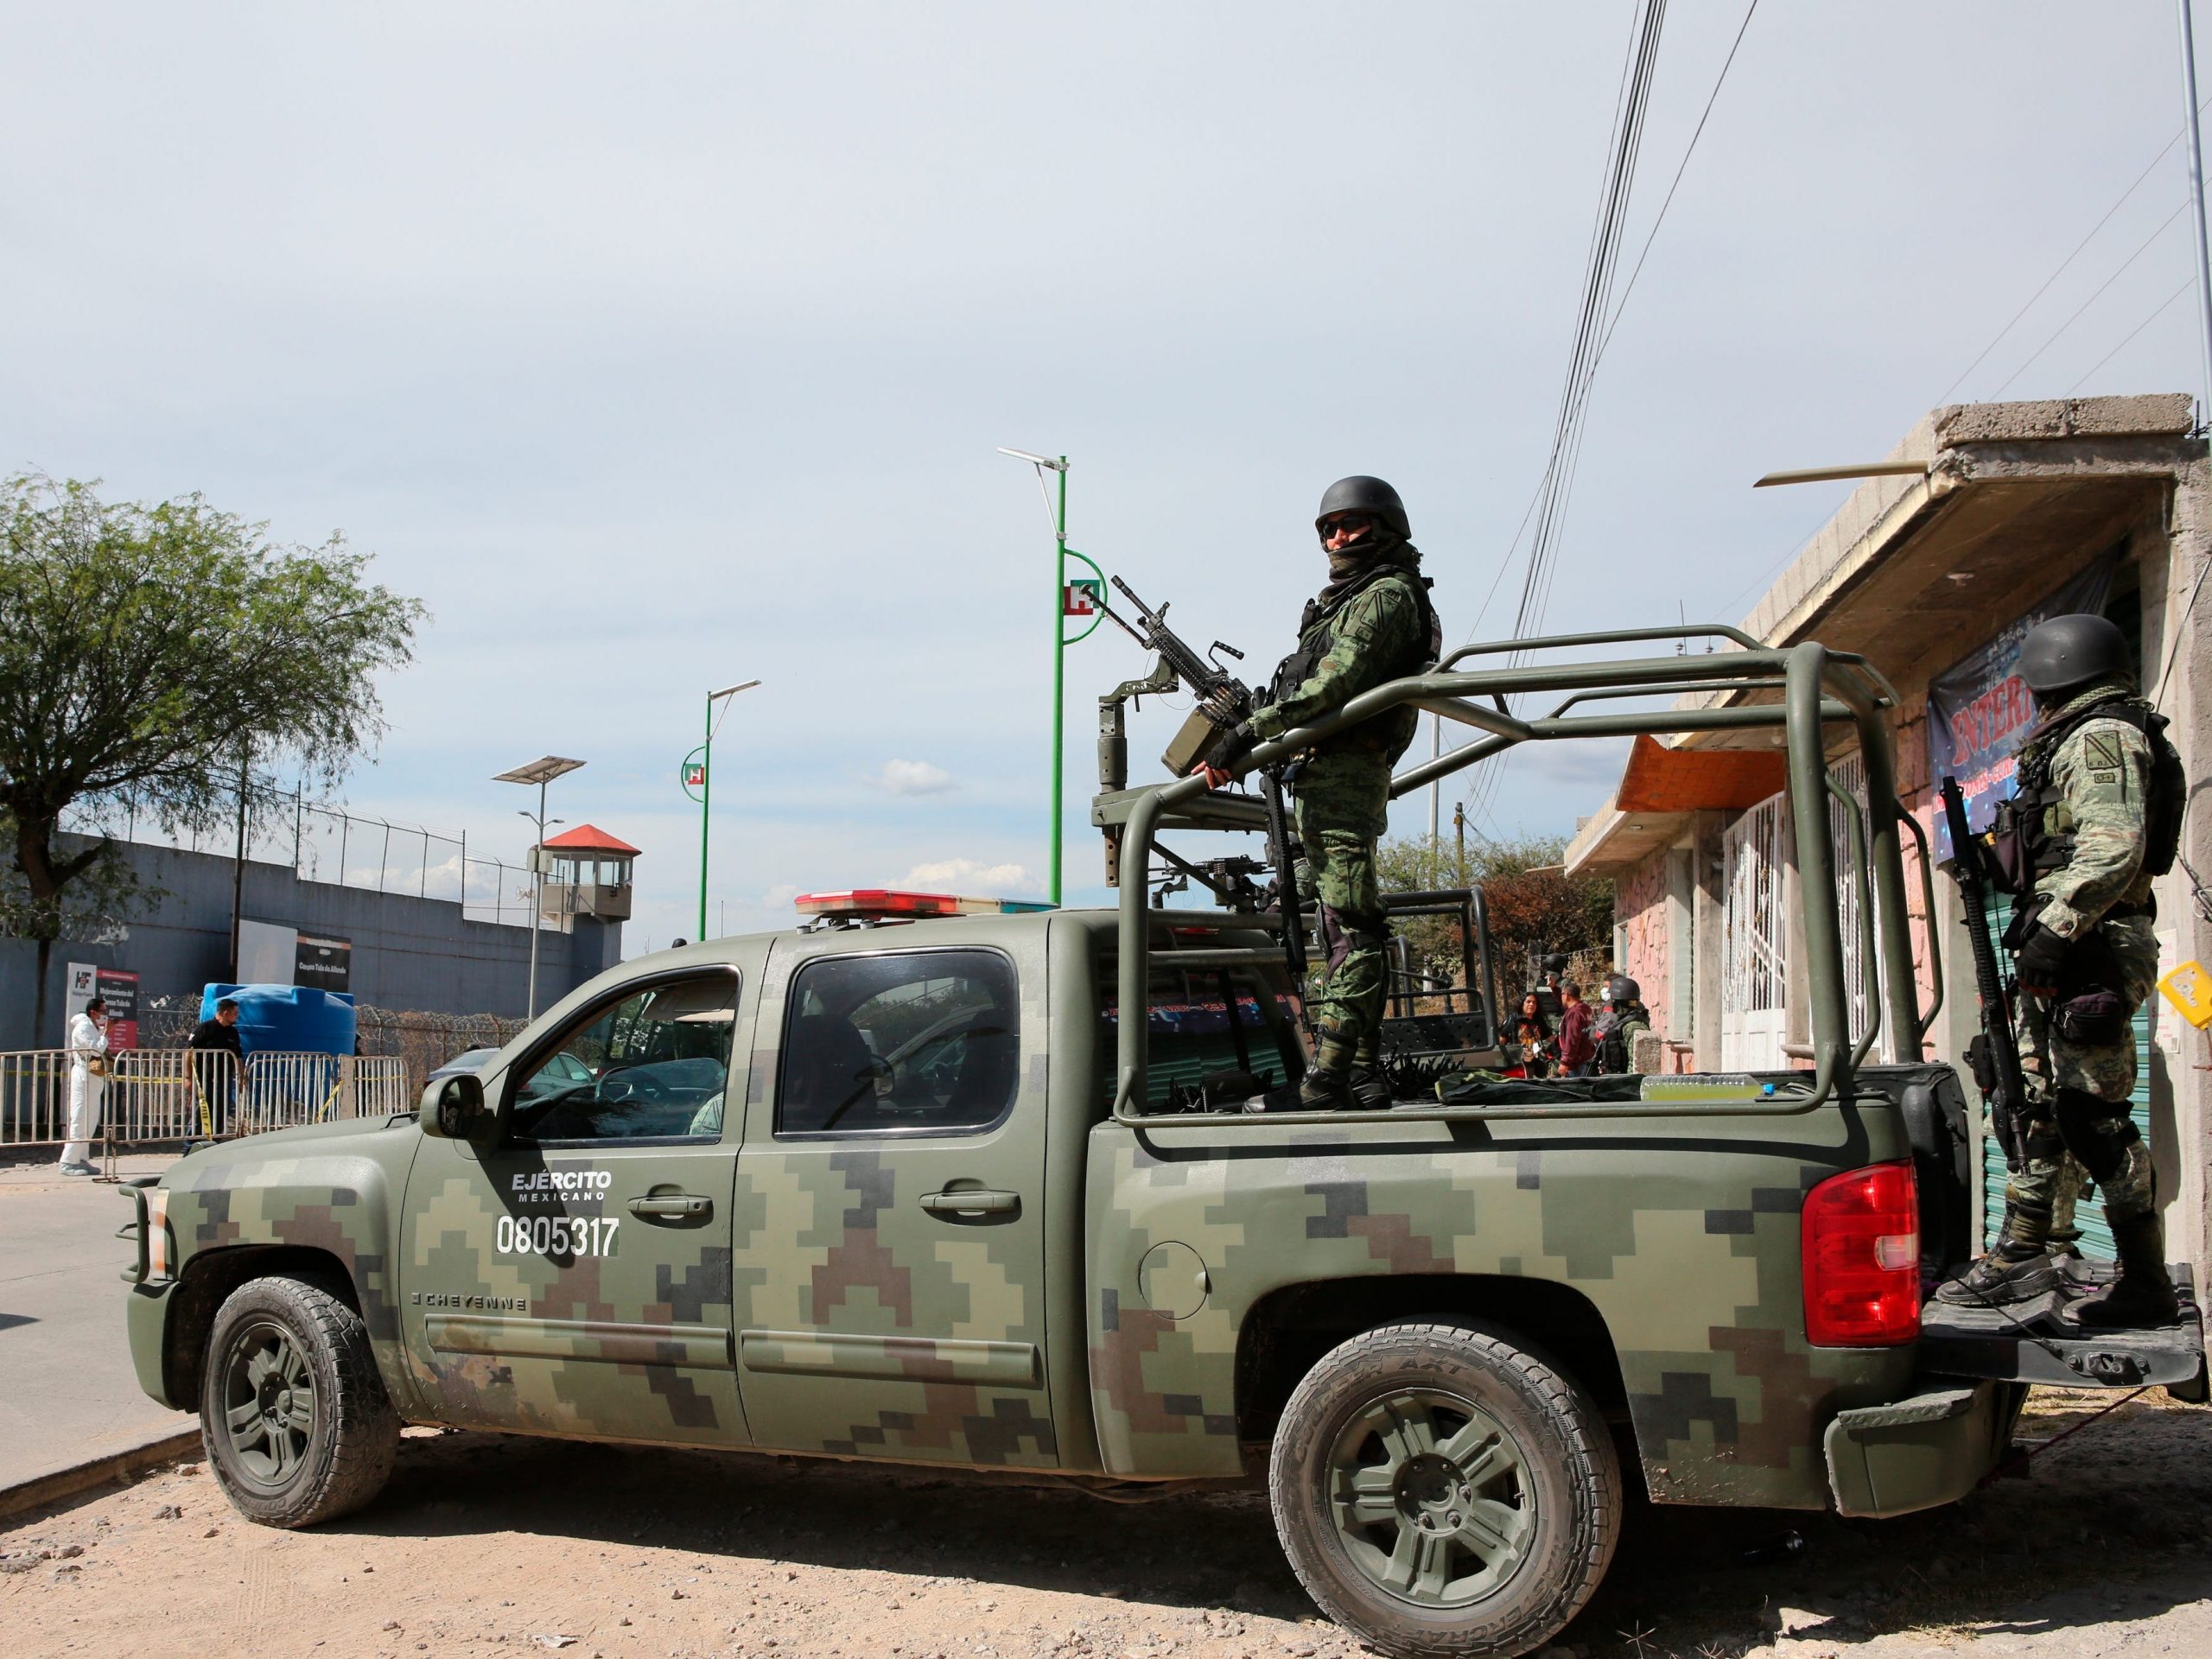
[1111,627,1922,1125]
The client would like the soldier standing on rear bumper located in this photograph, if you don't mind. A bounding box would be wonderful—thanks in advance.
[1938,613,2181,1327]
[1194,476,1440,1109]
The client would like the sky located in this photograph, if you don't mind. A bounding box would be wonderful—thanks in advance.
[4,3,2209,953]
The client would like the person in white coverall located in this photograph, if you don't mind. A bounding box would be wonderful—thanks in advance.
[58,997,108,1175]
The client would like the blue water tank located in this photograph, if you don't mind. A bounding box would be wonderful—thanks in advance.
[199,984,358,1058]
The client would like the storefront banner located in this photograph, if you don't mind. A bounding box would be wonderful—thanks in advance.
[1926,555,2115,861]
[95,967,140,1050]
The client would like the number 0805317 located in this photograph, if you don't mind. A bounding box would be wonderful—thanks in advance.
[495,1213,620,1258]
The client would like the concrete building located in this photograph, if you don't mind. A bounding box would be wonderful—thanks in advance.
[0,829,632,1049]
[1565,394,2212,1274]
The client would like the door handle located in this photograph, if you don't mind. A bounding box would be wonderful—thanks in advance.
[920,1188,1020,1217]
[628,1193,711,1218]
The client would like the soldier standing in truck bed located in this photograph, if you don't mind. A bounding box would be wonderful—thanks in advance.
[1937,613,2185,1328]
[1195,475,1440,1110]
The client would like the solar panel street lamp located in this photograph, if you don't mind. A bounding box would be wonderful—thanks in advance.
[493,755,585,1020]
[684,679,760,941]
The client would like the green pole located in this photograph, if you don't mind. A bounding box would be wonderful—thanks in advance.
[1048,457,1068,906]
[697,691,711,939]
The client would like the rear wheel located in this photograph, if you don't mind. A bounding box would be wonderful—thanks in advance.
[1268,1319,1620,1658]
[201,1274,398,1528]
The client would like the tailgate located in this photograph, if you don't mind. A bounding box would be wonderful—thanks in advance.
[1919,1263,2208,1398]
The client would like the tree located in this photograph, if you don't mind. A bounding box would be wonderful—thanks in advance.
[0,474,424,1041]
[1377,830,1613,991]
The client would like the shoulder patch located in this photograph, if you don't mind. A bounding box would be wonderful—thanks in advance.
[2083,731,2124,770]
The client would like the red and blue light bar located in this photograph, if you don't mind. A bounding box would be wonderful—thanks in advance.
[795,889,1056,923]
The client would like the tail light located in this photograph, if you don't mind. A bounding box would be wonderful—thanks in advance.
[1801,1160,1920,1346]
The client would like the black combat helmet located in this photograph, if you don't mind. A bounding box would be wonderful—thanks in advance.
[1604,974,1641,1005]
[1316,475,1410,542]
[2017,613,2133,698]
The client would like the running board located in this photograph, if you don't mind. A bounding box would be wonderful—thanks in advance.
[1919,1263,2207,1398]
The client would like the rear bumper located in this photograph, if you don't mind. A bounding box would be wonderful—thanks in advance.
[1823,1379,2017,1519]
[125,1279,181,1410]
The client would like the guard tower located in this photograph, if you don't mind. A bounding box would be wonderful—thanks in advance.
[533,823,639,930]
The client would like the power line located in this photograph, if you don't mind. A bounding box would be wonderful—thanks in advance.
[2069,271,2196,393]
[1940,91,2212,404]
[1591,0,1762,369]
[1991,200,2189,397]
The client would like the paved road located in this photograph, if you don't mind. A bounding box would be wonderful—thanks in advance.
[0,1154,193,1493]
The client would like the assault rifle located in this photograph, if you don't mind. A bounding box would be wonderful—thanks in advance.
[1096,578,1310,991]
[1100,577,1254,777]
[1941,776,2031,1167]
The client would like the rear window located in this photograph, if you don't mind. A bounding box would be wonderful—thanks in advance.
[1099,957,1304,1112]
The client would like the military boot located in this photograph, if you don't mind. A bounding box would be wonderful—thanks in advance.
[1249,1068,1357,1114]
[1347,1065,1393,1110]
[2067,1213,2179,1329]
[1934,1243,2060,1306]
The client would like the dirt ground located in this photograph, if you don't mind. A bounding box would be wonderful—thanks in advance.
[4,1390,2209,1659]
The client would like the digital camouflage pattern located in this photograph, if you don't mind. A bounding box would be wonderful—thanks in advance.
[1248,545,1433,1074]
[130,910,1936,1519]
[2020,681,2158,944]
[1292,760,1391,1071]
[2002,682,2163,1243]
[1083,1102,1916,1509]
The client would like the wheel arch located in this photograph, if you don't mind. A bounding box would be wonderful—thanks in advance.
[165,1244,365,1411]
[1236,1274,1629,1449]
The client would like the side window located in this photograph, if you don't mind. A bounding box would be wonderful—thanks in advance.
[508,973,739,1143]
[777,949,1020,1136]
[1101,964,1304,1112]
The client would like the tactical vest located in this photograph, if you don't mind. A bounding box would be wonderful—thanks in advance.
[1591,1005,1648,1074]
[1987,696,2185,897]
[1268,563,1441,707]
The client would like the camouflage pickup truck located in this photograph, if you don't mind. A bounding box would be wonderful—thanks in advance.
[121,629,2206,1659]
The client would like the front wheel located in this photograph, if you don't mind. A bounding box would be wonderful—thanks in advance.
[201,1274,399,1528]
[1268,1319,1621,1659]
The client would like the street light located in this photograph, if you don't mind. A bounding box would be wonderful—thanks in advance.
[688,679,760,938]
[493,755,585,1020]
[999,446,1089,907]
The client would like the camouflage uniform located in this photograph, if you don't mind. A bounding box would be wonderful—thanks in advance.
[1247,543,1433,1078]
[1999,678,2160,1250]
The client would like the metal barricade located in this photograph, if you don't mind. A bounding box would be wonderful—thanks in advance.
[1,1046,411,1149]
[1,1050,75,1146]
[109,1047,242,1143]
[239,1051,350,1133]
[352,1055,411,1118]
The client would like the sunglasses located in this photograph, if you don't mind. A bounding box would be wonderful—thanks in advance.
[1318,512,1376,540]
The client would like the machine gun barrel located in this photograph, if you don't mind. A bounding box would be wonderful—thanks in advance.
[1941,776,2030,1168]
[1104,576,1252,714]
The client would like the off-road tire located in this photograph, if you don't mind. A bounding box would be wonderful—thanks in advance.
[200,1274,399,1528]
[1268,1319,1620,1659]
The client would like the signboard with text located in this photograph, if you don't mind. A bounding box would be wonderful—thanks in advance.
[1926,555,2116,861]
[95,967,139,1050]
[296,933,353,995]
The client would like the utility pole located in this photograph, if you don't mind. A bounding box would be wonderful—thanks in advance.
[2183,0,2212,419]
[1454,799,1467,889]
[228,746,250,980]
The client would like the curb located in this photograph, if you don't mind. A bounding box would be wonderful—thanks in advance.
[0,1429,201,1523]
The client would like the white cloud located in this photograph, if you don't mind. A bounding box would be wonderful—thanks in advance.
[874,759,956,797]
[899,858,1038,895]
[759,881,800,907]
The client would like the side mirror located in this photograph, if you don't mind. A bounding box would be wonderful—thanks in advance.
[420,1072,493,1141]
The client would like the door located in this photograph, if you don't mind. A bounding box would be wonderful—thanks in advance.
[399,962,753,1446]
[1720,793,1789,1071]
[733,933,1057,1467]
